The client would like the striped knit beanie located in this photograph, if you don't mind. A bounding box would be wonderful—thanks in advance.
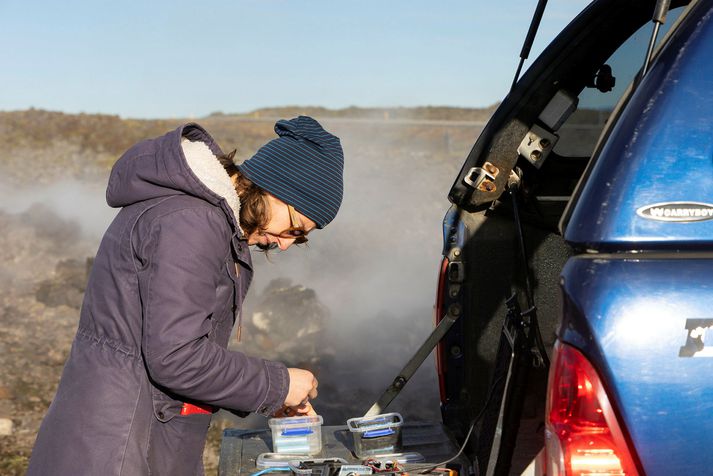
[237,116,344,228]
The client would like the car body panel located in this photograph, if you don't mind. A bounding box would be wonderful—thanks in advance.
[560,257,713,475]
[564,2,713,250]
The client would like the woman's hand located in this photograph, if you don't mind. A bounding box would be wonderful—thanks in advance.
[272,401,317,418]
[285,368,318,408]
[275,369,318,418]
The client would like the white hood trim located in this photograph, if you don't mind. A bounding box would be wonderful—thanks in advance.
[181,138,243,234]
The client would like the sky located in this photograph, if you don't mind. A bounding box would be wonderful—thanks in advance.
[1,0,592,119]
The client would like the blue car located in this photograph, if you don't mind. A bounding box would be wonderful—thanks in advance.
[436,0,713,474]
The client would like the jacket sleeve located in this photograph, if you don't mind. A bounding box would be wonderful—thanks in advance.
[135,206,289,416]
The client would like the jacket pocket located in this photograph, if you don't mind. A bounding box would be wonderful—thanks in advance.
[151,385,183,423]
[147,410,211,476]
[203,261,237,346]
[220,260,242,344]
[225,260,240,317]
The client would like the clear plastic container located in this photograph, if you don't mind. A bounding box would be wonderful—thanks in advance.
[346,413,404,458]
[268,415,323,455]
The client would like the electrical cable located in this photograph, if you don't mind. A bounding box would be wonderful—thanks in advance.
[508,180,550,370]
[249,467,291,476]
[389,374,505,475]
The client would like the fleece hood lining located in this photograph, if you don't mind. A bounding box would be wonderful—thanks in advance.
[181,138,243,235]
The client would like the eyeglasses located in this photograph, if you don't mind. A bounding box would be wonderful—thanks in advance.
[275,204,309,244]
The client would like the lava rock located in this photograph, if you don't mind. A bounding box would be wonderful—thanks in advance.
[35,258,91,309]
[237,278,332,370]
[0,419,13,436]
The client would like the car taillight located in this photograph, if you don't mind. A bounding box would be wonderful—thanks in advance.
[434,256,449,403]
[544,341,639,476]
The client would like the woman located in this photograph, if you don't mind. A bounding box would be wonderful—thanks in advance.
[28,116,344,475]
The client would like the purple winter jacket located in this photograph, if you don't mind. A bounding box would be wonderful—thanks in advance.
[27,124,289,476]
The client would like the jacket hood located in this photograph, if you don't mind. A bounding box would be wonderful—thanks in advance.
[106,123,242,233]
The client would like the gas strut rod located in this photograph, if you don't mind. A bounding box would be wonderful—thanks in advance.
[641,0,672,77]
[364,307,463,417]
[511,0,549,92]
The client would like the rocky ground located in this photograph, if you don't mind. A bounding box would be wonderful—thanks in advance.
[0,205,95,475]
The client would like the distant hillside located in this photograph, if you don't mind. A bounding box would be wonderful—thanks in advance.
[0,110,272,183]
[215,104,499,122]
[0,107,493,184]
[0,110,175,183]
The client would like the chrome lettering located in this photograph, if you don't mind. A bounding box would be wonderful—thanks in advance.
[637,202,713,222]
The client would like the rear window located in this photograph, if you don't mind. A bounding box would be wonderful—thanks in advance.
[554,7,685,157]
